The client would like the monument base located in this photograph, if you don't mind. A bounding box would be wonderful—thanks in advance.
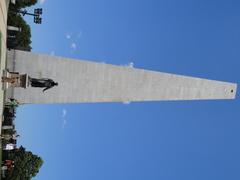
[2,70,28,90]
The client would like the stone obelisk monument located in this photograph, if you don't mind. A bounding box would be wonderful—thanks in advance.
[6,50,237,104]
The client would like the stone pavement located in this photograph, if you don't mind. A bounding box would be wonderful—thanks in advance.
[0,0,9,134]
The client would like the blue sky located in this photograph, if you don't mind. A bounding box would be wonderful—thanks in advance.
[15,0,240,179]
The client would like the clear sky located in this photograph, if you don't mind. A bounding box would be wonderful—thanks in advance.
[15,0,240,179]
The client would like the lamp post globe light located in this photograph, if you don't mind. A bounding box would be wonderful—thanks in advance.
[34,16,42,24]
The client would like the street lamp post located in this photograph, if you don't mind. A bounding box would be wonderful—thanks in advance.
[16,8,43,24]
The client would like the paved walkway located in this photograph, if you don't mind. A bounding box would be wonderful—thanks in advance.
[0,0,9,135]
[0,1,9,179]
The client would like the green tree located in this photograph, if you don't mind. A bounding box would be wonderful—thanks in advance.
[10,0,37,10]
[7,0,37,51]
[7,13,32,51]
[5,146,43,180]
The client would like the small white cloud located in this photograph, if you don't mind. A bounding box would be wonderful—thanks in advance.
[39,0,45,5]
[70,42,77,50]
[61,109,67,128]
[123,101,131,105]
[77,31,83,39]
[66,33,71,39]
[123,62,134,68]
[62,109,67,118]
[127,62,134,68]
[62,119,67,129]
[50,51,55,56]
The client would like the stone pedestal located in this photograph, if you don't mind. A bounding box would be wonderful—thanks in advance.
[2,70,28,90]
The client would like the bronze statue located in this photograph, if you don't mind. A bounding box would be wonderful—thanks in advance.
[29,77,58,92]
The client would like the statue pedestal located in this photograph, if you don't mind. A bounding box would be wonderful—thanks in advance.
[2,70,28,89]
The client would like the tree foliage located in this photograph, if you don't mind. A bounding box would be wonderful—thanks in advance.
[10,0,38,10]
[7,0,37,51]
[7,13,32,50]
[4,146,43,180]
